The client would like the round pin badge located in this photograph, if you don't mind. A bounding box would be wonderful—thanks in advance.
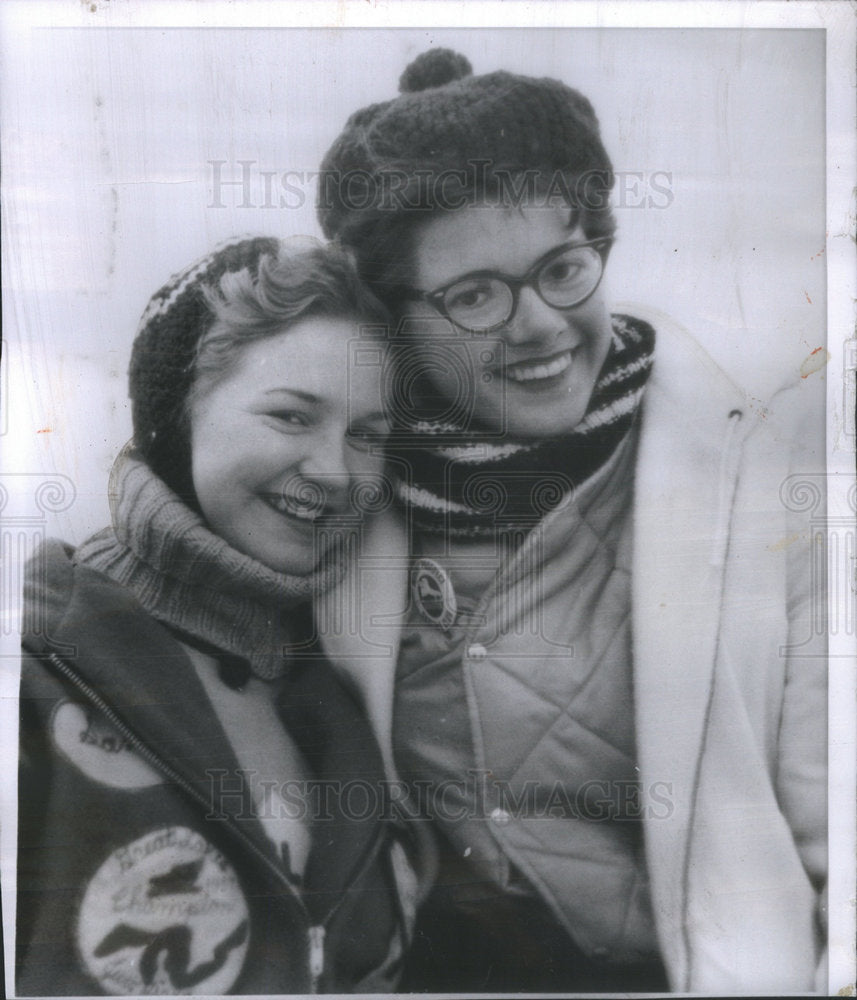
[412,557,457,629]
[77,826,250,995]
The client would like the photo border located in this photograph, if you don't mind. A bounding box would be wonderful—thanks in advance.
[1,2,853,996]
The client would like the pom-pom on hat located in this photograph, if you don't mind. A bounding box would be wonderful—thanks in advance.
[398,48,473,92]
[129,236,279,500]
[318,48,615,242]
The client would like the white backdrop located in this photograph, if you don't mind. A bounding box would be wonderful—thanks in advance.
[1,6,855,996]
[3,24,827,542]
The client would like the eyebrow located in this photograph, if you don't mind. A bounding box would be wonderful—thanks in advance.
[264,388,319,404]
[353,411,390,426]
[427,239,578,291]
[264,391,388,426]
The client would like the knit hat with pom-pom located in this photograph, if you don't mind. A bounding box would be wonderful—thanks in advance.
[128,236,280,501]
[317,48,615,245]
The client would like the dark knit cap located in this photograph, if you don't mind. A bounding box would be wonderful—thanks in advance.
[129,236,279,500]
[317,48,615,241]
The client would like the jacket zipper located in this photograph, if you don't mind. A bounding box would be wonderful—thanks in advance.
[42,651,389,993]
[308,925,326,987]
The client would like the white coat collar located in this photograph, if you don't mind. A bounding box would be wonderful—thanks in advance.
[315,509,407,780]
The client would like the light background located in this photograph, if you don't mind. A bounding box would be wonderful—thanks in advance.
[5,24,827,543]
[2,4,853,996]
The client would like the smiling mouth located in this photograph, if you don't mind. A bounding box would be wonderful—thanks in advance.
[262,493,323,523]
[502,350,574,384]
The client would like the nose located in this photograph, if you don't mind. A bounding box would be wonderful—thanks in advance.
[501,285,566,348]
[298,434,353,509]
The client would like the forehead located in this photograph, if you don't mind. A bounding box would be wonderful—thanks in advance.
[230,317,389,406]
[413,203,577,287]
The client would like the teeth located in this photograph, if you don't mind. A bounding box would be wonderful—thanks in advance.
[504,351,572,383]
[265,494,321,521]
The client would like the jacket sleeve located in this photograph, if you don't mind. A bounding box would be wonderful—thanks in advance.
[15,649,100,997]
[767,380,827,931]
[16,659,52,986]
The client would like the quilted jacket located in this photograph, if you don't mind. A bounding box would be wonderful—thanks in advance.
[319,308,828,994]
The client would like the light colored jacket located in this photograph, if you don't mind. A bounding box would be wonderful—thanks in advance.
[319,309,827,994]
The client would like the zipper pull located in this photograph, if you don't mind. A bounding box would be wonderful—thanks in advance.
[308,924,326,992]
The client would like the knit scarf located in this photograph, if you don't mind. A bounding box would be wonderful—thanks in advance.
[389,314,655,537]
[75,447,343,680]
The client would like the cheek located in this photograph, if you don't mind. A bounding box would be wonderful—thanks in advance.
[189,409,261,503]
[570,295,613,356]
[356,454,389,495]
[595,319,615,371]
[394,316,480,414]
[189,423,218,498]
[190,446,236,522]
[416,341,492,424]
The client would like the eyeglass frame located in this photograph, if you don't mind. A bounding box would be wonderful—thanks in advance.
[398,237,614,334]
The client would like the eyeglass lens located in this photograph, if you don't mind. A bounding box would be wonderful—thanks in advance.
[443,244,603,330]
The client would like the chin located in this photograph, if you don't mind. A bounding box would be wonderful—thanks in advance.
[267,552,317,576]
[501,404,590,439]
[235,537,314,577]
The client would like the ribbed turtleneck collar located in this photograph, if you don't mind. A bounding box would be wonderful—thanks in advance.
[75,447,345,680]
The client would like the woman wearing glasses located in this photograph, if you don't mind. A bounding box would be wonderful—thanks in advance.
[317,49,827,993]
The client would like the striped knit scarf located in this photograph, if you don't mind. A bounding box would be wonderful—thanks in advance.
[389,314,655,537]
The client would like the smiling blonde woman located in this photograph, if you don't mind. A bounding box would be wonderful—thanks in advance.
[17,237,425,996]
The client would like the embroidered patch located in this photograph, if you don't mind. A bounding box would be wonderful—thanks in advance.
[412,557,457,629]
[78,826,250,995]
[52,702,164,790]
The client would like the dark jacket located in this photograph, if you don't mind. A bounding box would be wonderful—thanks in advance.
[17,540,418,995]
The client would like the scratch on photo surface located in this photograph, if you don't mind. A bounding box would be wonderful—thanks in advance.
[767,533,800,553]
[93,94,118,280]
